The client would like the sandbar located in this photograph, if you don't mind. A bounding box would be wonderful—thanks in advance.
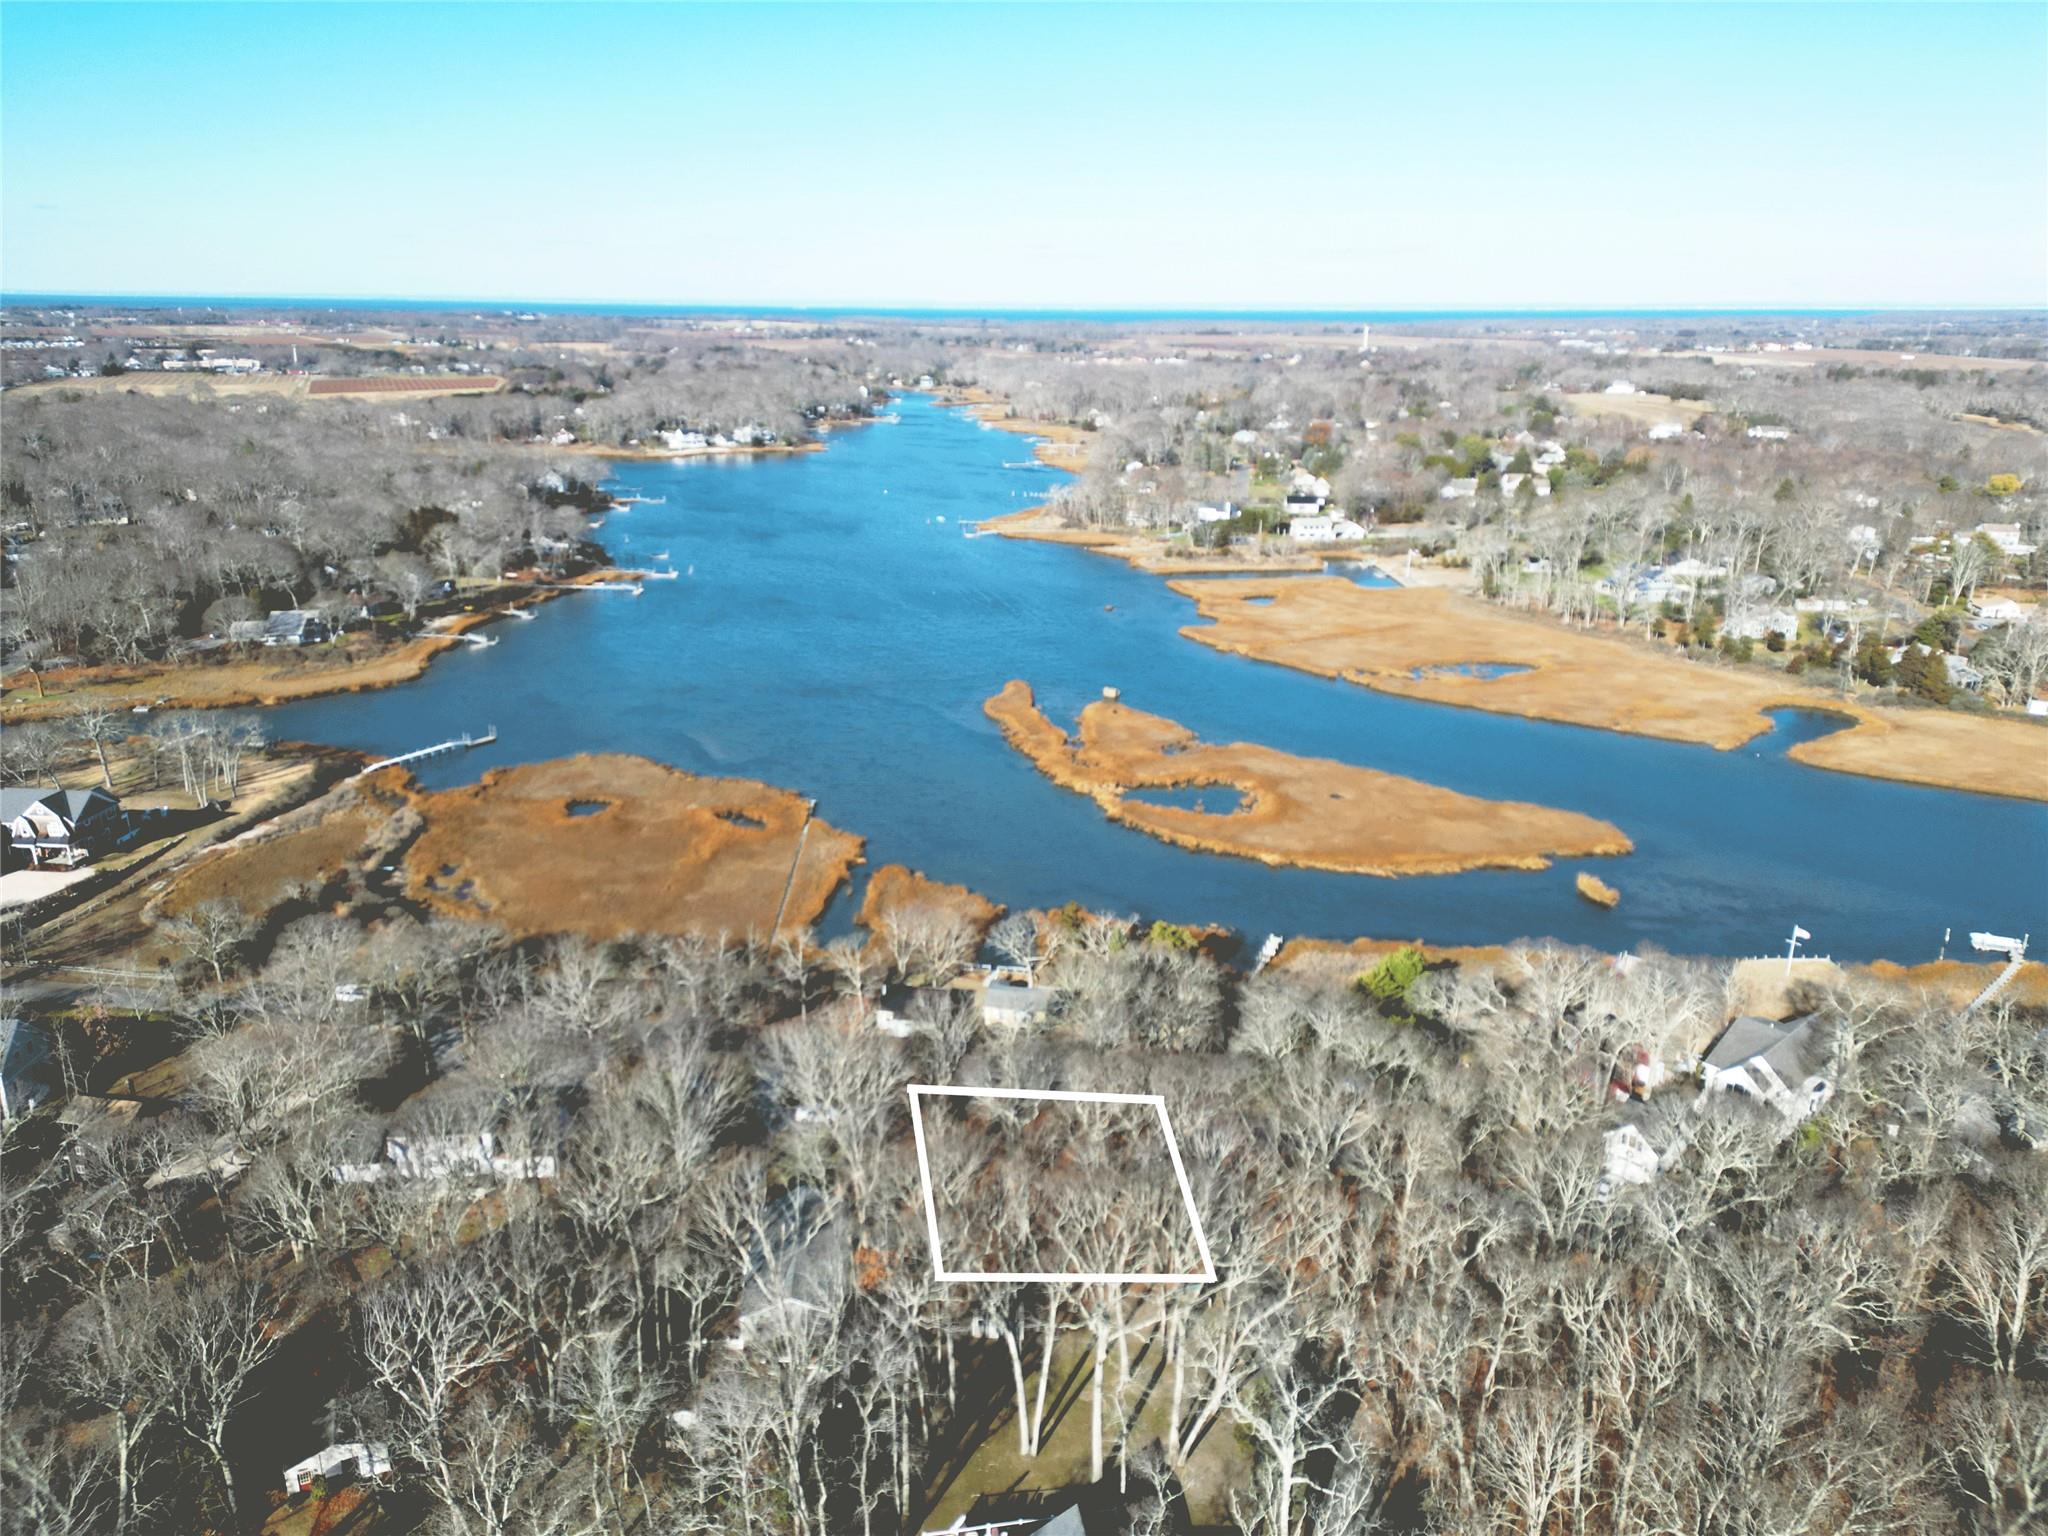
[984,680,1631,877]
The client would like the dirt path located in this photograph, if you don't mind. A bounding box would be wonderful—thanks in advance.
[986,680,1631,877]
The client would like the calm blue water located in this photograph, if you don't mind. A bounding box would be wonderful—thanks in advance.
[1123,786,1248,816]
[266,395,2048,960]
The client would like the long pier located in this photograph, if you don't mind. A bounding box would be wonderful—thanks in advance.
[363,728,498,774]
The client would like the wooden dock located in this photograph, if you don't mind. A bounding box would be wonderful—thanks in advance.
[363,728,498,774]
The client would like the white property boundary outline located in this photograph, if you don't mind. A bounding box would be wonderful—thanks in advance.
[906,1085,1218,1284]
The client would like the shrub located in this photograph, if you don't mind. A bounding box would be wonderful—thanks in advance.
[1359,946,1427,1002]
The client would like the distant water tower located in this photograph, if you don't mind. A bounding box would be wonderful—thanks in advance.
[1359,322,1371,354]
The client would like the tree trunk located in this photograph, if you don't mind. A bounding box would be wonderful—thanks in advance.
[1089,1328,1109,1483]
[1003,1327,1031,1456]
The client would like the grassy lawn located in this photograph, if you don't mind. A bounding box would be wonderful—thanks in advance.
[919,1329,1250,1530]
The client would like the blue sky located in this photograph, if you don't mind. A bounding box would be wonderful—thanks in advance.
[4,1,2043,309]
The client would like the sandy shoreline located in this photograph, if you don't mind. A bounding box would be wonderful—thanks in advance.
[984,679,1632,877]
[933,385,1094,473]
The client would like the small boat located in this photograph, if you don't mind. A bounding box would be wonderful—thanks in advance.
[651,550,671,560]
[936,515,947,523]
[507,607,536,621]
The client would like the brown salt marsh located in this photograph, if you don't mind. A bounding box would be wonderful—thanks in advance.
[985,679,1632,877]
[1168,578,2048,803]
[395,754,862,940]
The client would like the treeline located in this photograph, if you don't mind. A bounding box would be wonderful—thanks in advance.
[2,899,2042,1535]
[0,339,883,667]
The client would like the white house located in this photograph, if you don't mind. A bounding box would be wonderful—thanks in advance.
[1499,472,1551,499]
[1289,515,1367,543]
[872,984,953,1038]
[1976,522,2039,558]
[1604,379,1637,395]
[331,1130,555,1185]
[283,1443,391,1496]
[1726,607,1800,643]
[1746,425,1793,441]
[1969,595,2027,627]
[1439,478,1478,501]
[1646,421,1686,441]
[1192,503,1234,524]
[658,429,709,451]
[1602,1121,1664,1189]
[1698,1015,1834,1125]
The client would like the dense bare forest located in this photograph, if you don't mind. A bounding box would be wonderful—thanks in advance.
[2,904,2043,1535]
[0,330,890,669]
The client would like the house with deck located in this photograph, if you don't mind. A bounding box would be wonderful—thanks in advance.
[1,785,126,868]
[1698,1015,1835,1126]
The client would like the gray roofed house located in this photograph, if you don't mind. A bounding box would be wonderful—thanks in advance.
[1,1018,58,1118]
[727,1186,847,1356]
[262,610,330,646]
[1700,1014,1834,1124]
[1030,1504,1092,1536]
[2,785,125,868]
[981,982,1061,1028]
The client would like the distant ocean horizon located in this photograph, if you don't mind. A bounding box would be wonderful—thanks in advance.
[7,292,2040,324]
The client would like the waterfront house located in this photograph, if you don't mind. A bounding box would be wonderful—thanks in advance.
[982,981,1061,1028]
[257,609,329,647]
[0,1018,58,1118]
[1,785,125,869]
[1726,607,1799,643]
[1698,1015,1834,1125]
[1289,515,1367,543]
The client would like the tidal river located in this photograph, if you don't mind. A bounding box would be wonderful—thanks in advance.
[266,394,2048,961]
